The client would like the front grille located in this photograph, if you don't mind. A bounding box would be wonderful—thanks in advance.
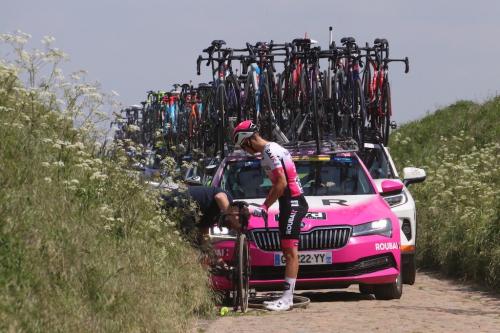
[251,226,352,251]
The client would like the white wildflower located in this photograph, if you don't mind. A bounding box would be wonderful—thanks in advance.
[44,177,52,183]
[90,171,108,181]
[127,124,140,132]
[41,35,56,45]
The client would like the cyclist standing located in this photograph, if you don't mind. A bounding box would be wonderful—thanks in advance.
[233,120,309,311]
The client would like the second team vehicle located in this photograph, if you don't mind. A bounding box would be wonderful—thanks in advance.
[360,142,426,284]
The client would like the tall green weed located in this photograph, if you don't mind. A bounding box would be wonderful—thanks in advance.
[0,32,214,332]
[390,99,500,290]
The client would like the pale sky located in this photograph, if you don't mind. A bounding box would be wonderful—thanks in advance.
[2,0,499,124]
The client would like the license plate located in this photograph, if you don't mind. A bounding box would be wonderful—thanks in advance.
[274,251,332,266]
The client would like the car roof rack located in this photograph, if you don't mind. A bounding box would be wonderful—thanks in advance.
[283,138,359,155]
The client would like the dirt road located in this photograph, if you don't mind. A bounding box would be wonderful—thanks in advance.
[195,271,500,333]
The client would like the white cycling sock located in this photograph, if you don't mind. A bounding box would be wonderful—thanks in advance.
[282,276,296,303]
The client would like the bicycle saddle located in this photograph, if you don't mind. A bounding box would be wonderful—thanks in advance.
[374,38,388,46]
[255,41,269,48]
[292,38,311,46]
[211,40,226,49]
[197,83,211,89]
[341,37,356,45]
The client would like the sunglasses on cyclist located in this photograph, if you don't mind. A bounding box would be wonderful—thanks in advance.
[241,138,251,150]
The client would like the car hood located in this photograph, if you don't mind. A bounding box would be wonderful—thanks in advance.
[243,194,395,231]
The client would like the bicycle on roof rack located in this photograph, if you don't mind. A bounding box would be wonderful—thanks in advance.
[360,38,409,145]
[114,29,411,170]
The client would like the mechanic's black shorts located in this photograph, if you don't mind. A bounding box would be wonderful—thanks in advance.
[278,195,308,240]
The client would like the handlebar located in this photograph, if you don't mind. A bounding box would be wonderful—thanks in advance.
[384,57,410,73]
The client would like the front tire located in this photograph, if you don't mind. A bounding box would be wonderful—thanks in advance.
[374,270,403,300]
[402,253,416,285]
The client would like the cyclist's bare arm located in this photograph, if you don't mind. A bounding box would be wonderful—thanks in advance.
[214,192,231,213]
[263,168,287,209]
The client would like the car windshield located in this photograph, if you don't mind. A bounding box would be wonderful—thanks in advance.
[220,155,375,199]
[359,147,394,179]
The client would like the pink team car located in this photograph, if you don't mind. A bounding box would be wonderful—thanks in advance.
[208,141,403,300]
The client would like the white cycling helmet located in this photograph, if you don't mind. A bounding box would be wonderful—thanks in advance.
[233,120,257,147]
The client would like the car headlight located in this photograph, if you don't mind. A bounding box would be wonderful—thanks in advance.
[210,226,237,239]
[352,218,392,237]
[383,191,408,207]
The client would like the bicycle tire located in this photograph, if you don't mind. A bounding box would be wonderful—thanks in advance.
[352,79,367,146]
[312,73,321,152]
[381,81,391,145]
[232,234,250,313]
[299,65,310,141]
[225,74,241,124]
[216,84,226,156]
[261,72,275,140]
[276,72,286,130]
[334,69,349,138]
[243,73,258,124]
[238,234,250,313]
[201,90,216,156]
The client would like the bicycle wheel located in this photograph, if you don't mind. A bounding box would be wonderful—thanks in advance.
[381,81,392,145]
[225,74,241,124]
[243,74,258,124]
[216,84,226,156]
[352,79,367,146]
[234,234,250,313]
[200,90,216,157]
[298,66,311,141]
[334,69,349,138]
[260,72,275,140]
[276,72,287,130]
[311,74,321,151]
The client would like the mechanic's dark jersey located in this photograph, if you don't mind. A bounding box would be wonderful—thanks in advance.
[187,186,233,228]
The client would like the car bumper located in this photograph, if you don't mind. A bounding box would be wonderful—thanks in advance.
[210,234,401,291]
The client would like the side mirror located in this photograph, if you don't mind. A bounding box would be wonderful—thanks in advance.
[381,180,404,194]
[403,167,426,186]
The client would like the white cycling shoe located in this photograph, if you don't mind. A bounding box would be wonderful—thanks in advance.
[265,298,292,311]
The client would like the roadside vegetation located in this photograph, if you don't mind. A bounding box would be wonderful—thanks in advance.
[390,98,500,291]
[0,31,214,332]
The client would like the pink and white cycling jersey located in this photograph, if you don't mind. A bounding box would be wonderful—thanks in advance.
[261,142,303,197]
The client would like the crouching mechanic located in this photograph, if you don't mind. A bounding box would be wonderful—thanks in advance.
[162,186,249,251]
[233,120,309,311]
